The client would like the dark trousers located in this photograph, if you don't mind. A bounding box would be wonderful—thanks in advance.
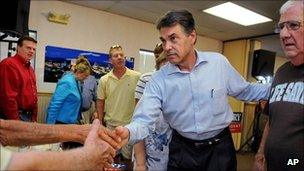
[168,128,237,171]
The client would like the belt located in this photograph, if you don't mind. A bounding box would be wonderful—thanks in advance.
[19,109,33,122]
[0,111,6,119]
[0,109,33,121]
[173,127,230,148]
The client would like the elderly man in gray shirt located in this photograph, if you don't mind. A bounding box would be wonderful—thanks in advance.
[81,75,98,124]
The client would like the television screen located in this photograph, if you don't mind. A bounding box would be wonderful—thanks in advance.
[251,49,276,78]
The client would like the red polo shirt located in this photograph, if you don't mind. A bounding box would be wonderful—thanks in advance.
[0,54,37,121]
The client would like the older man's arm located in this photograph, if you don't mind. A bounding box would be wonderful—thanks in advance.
[253,120,269,171]
[6,120,116,170]
[0,119,121,149]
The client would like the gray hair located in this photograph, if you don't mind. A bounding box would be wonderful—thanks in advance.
[280,0,303,14]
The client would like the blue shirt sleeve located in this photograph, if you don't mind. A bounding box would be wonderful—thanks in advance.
[222,56,270,101]
[126,77,162,144]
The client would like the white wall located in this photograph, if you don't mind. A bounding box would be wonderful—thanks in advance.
[29,0,223,93]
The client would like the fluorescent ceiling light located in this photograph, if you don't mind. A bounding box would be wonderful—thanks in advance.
[203,2,272,26]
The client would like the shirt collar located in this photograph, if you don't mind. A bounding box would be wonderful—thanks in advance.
[166,50,208,75]
[108,67,131,79]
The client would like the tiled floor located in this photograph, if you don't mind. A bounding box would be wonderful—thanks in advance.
[237,152,255,171]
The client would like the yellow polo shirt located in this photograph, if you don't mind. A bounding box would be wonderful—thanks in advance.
[97,68,140,126]
[1,145,12,170]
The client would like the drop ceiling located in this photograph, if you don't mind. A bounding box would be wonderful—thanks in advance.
[64,0,286,41]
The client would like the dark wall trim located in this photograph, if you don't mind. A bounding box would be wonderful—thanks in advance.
[139,48,154,53]
[224,33,279,43]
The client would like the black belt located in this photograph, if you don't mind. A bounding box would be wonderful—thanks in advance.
[19,109,33,122]
[173,127,230,148]
[0,109,33,121]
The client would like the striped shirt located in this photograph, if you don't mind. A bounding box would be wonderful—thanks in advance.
[135,72,153,99]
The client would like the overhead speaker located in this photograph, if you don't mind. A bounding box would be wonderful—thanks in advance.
[251,49,276,78]
[0,0,31,37]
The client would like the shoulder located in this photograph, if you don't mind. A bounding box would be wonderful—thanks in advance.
[59,73,75,84]
[98,72,111,85]
[138,72,153,84]
[127,68,141,77]
[198,51,227,61]
[0,57,18,67]
[276,61,291,73]
[86,75,97,84]
[197,51,231,69]
[100,72,110,81]
[140,72,153,80]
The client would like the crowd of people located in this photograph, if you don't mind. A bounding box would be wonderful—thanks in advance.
[0,0,303,170]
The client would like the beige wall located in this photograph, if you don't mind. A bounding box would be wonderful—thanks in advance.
[274,56,288,72]
[29,0,223,93]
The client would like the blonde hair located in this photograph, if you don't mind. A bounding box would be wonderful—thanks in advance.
[155,52,167,70]
[154,43,167,70]
[74,56,92,75]
[154,43,163,58]
[109,44,123,58]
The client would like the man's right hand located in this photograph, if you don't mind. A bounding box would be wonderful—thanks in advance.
[97,122,122,150]
[114,126,130,148]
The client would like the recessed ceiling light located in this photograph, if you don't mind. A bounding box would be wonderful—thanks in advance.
[202,2,272,26]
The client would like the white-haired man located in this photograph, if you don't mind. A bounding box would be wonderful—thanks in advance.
[254,1,304,171]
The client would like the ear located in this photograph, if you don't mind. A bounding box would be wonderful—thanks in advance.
[109,57,113,64]
[189,30,197,45]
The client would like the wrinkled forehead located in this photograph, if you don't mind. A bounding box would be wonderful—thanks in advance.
[110,48,124,57]
[159,24,185,38]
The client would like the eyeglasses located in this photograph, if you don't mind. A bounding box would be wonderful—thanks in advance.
[274,20,302,33]
[110,44,122,49]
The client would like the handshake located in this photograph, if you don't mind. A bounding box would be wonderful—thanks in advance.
[0,119,131,170]
[83,119,130,170]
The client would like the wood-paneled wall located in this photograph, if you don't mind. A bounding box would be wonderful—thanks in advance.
[37,93,52,123]
[223,39,252,150]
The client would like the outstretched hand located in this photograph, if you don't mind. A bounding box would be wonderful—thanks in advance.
[84,119,116,169]
[114,126,130,147]
[96,122,122,150]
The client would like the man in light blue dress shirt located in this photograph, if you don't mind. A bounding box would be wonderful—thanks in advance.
[115,10,270,171]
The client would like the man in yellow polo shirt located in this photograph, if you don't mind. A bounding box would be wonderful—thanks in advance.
[96,45,140,168]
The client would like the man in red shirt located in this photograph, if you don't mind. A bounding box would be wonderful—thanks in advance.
[0,36,38,121]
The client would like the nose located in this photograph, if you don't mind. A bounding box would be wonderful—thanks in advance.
[280,26,291,39]
[163,42,172,52]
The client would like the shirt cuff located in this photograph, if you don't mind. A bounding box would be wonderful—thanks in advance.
[125,122,149,145]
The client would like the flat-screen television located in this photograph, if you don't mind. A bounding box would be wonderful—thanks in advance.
[251,49,276,78]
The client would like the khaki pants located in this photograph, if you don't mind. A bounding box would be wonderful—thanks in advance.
[81,102,96,124]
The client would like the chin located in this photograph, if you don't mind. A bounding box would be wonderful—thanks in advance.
[285,53,297,60]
